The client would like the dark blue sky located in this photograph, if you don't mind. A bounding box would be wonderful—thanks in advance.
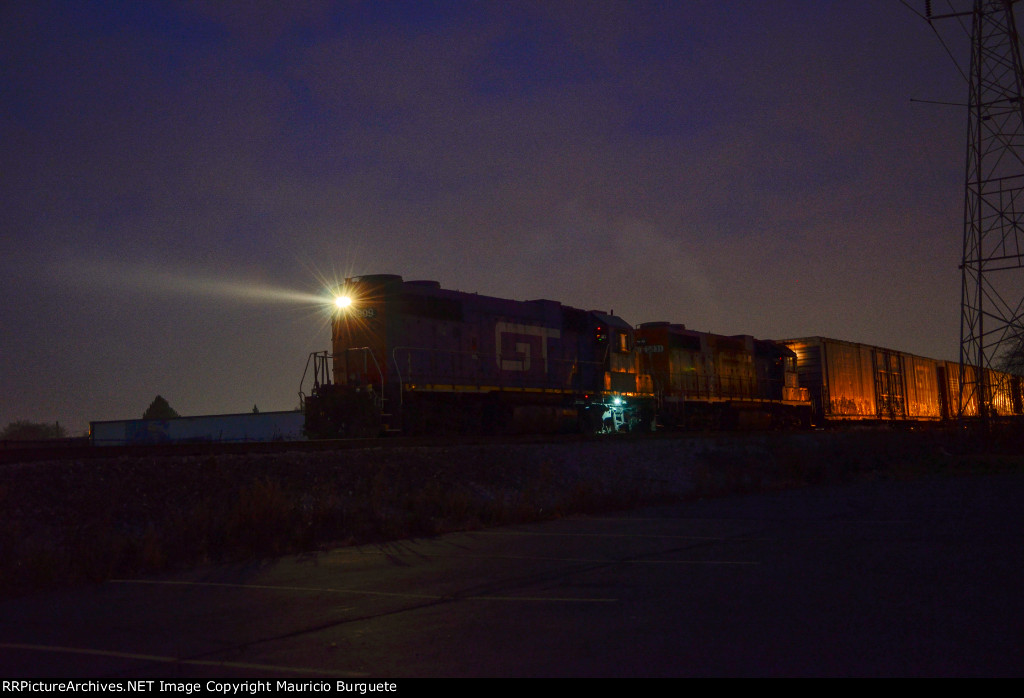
[1,1,973,432]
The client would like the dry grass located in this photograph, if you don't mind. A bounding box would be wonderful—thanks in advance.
[2,430,1021,597]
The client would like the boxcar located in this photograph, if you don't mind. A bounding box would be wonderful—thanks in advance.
[778,337,943,425]
[781,337,1024,424]
[302,275,655,436]
[939,361,1024,419]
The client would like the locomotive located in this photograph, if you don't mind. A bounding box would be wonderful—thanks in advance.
[635,322,811,429]
[300,274,821,437]
[301,274,655,437]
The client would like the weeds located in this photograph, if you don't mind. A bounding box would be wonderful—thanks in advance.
[3,431,1022,597]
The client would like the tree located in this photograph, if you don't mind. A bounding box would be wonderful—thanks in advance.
[142,395,180,420]
[1,420,67,440]
[996,335,1024,376]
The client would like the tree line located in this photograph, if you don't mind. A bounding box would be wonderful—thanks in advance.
[2,395,181,440]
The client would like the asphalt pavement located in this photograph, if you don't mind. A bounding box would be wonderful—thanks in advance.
[2,471,1022,677]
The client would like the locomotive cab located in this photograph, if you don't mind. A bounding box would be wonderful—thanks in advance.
[302,274,402,437]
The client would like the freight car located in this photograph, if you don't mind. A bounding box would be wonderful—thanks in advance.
[777,336,1024,425]
[634,322,811,429]
[301,274,655,437]
[941,361,1024,419]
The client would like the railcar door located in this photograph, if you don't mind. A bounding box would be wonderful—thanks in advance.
[873,349,907,420]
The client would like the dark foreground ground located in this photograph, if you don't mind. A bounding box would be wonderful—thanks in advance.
[1,430,990,598]
[1,468,1022,677]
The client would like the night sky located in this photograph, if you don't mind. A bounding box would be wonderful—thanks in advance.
[2,1,973,434]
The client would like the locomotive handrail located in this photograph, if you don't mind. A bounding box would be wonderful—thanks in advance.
[390,345,621,407]
[343,346,386,402]
[298,348,386,411]
[297,350,332,407]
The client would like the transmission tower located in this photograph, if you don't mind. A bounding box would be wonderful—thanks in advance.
[931,0,1024,422]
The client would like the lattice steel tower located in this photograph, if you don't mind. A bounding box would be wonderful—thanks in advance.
[932,0,1024,420]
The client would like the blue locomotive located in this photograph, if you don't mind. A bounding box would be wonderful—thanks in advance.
[301,274,655,436]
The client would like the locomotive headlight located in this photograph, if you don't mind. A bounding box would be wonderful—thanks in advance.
[334,295,352,310]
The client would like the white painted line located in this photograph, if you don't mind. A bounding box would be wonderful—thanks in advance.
[332,549,759,566]
[111,578,618,603]
[578,515,800,521]
[467,529,765,541]
[0,642,366,677]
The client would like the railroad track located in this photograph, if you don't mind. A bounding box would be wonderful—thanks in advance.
[0,430,686,465]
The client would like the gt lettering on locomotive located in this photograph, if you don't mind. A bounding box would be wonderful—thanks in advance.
[495,322,560,373]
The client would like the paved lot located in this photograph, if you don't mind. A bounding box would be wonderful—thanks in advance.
[2,472,1023,677]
